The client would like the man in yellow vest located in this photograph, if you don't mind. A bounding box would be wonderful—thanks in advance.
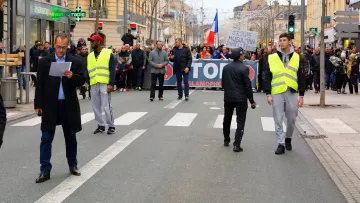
[263,33,306,155]
[87,35,116,134]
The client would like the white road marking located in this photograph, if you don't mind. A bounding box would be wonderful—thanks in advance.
[164,90,195,109]
[213,115,237,129]
[114,112,148,125]
[165,113,197,127]
[11,117,41,127]
[210,107,221,110]
[34,129,147,203]
[202,90,222,93]
[261,117,286,132]
[203,102,217,105]
[314,118,357,134]
[7,112,19,117]
[81,113,95,124]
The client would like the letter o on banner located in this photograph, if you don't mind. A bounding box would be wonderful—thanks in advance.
[203,63,218,79]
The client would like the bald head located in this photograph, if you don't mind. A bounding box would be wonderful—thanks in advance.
[314,48,320,54]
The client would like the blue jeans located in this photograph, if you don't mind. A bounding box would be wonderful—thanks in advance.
[40,102,78,174]
[325,72,331,87]
[16,66,26,89]
[176,71,189,97]
[330,72,335,88]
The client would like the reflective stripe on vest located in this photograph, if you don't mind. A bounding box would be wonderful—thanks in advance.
[87,49,112,86]
[268,52,299,95]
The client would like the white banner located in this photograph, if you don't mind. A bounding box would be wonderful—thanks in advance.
[225,29,258,51]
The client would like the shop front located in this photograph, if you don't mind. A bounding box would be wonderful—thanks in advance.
[15,0,73,48]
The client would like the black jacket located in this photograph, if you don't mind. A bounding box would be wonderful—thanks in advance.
[262,51,306,96]
[325,52,335,73]
[169,46,192,73]
[131,49,146,67]
[121,33,137,46]
[221,61,254,103]
[34,54,85,134]
[310,53,320,72]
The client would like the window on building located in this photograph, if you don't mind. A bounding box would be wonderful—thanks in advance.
[57,0,61,6]
[90,0,106,7]
[279,14,284,19]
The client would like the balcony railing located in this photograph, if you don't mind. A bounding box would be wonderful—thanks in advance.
[89,7,108,19]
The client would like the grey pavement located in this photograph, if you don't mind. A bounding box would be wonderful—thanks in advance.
[0,90,346,203]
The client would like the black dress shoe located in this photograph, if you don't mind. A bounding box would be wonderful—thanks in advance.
[224,141,230,147]
[35,173,50,183]
[285,138,292,151]
[233,145,243,152]
[275,144,285,155]
[69,167,81,176]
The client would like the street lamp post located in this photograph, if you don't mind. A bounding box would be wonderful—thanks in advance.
[25,0,30,104]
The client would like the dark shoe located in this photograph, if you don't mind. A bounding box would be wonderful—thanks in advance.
[224,141,230,147]
[285,138,292,151]
[233,145,243,152]
[69,167,81,176]
[275,144,285,155]
[94,126,105,134]
[150,98,154,102]
[159,97,163,101]
[177,96,182,100]
[309,87,313,90]
[35,173,50,183]
[185,97,189,101]
[107,127,116,135]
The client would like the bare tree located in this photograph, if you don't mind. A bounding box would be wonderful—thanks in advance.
[129,0,168,41]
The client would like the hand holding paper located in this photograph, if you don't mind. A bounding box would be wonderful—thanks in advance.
[49,62,72,77]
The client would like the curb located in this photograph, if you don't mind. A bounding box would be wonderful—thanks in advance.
[295,110,326,139]
[6,112,35,123]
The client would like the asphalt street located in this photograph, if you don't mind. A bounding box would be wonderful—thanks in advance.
[0,89,346,203]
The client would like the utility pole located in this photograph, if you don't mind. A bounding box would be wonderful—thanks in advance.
[319,0,326,107]
[124,0,128,37]
[200,0,204,43]
[25,0,30,103]
[95,0,100,34]
[154,3,158,44]
[300,0,305,53]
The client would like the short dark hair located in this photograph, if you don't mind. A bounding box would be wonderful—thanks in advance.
[54,33,69,43]
[156,40,163,44]
[279,33,291,41]
[175,38,182,42]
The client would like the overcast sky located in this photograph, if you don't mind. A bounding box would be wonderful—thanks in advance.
[185,0,303,24]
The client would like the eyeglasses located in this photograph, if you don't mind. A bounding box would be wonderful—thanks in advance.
[55,46,67,51]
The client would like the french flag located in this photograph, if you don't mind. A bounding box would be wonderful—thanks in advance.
[206,10,218,46]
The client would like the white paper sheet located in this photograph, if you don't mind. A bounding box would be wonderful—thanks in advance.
[49,62,72,77]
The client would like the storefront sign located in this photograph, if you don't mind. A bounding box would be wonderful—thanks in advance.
[162,60,258,89]
[71,7,86,22]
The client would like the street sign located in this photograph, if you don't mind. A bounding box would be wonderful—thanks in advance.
[333,17,358,23]
[325,16,331,24]
[71,6,86,22]
[334,32,358,38]
[334,10,359,16]
[309,28,318,32]
[334,24,360,32]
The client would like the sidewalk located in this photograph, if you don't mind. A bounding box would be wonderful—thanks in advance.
[297,89,360,203]
[6,86,36,122]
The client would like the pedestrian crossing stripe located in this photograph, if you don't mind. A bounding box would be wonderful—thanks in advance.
[10,113,282,132]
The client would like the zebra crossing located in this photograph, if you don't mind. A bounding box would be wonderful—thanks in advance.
[9,111,284,132]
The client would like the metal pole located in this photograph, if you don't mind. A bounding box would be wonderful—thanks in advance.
[154,4,158,44]
[116,0,119,16]
[300,0,305,53]
[25,0,30,104]
[95,0,99,34]
[319,0,326,107]
[5,0,10,78]
[124,0,128,36]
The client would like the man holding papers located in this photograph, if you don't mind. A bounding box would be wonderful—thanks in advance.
[34,33,85,183]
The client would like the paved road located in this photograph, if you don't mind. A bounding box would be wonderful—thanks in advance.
[0,90,346,203]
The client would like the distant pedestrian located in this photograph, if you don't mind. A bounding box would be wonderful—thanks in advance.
[221,47,256,152]
[263,33,306,155]
[130,43,146,91]
[121,29,137,46]
[149,40,169,101]
[87,35,117,135]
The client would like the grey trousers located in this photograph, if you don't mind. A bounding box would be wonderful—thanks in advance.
[272,90,298,145]
[91,84,115,128]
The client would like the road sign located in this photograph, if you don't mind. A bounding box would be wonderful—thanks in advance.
[325,16,331,24]
[309,28,318,32]
[164,64,173,80]
[333,17,358,23]
[334,32,358,38]
[334,24,360,32]
[334,10,359,16]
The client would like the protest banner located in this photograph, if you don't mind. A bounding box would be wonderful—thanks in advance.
[161,59,258,89]
[225,29,258,52]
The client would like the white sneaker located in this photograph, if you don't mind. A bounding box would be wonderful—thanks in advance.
[120,88,124,92]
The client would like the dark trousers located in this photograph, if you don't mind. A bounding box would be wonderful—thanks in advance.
[335,73,344,90]
[306,73,313,89]
[223,101,248,146]
[325,72,331,87]
[116,72,127,89]
[176,71,189,97]
[257,74,262,91]
[127,69,134,88]
[150,73,164,98]
[40,102,78,174]
[313,70,320,91]
[136,66,143,87]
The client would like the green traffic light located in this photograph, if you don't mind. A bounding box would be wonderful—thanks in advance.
[288,27,294,33]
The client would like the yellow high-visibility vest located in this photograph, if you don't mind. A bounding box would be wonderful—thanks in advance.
[87,49,112,86]
[268,52,299,95]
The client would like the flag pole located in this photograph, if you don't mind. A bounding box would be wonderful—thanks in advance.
[217,9,219,47]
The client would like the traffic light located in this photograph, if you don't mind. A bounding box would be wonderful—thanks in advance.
[98,22,103,31]
[288,15,295,39]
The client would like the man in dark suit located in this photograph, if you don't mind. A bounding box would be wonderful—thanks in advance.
[34,33,85,183]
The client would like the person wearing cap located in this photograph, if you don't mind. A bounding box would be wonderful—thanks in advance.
[87,34,117,135]
[263,33,306,155]
[221,47,256,152]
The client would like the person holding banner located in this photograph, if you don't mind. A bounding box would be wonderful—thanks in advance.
[221,47,256,152]
[263,33,306,155]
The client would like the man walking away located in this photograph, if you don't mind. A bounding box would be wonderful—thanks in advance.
[130,43,146,91]
[263,33,306,155]
[310,48,320,93]
[87,35,116,135]
[169,38,192,100]
[222,47,256,152]
[149,40,169,101]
